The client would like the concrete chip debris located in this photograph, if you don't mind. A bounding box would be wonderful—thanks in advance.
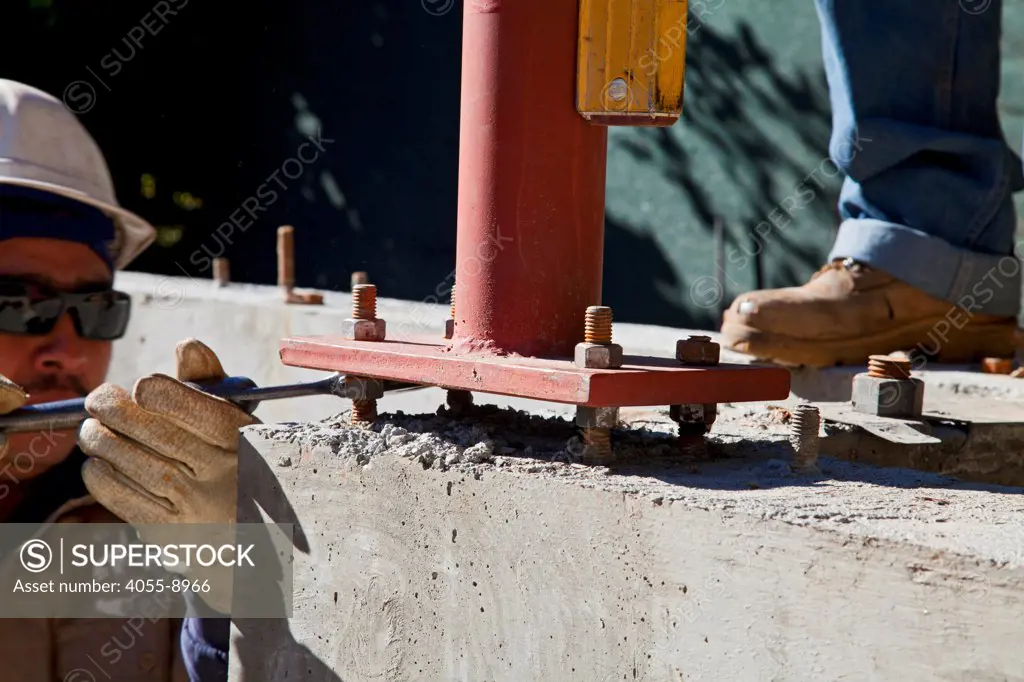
[254,401,796,474]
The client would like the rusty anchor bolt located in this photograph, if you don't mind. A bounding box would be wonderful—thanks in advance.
[789,404,821,474]
[212,258,230,287]
[852,354,924,418]
[343,284,387,341]
[669,403,716,458]
[676,335,720,366]
[344,376,384,425]
[277,225,295,292]
[575,306,623,369]
[277,225,324,304]
[444,284,456,340]
[576,406,618,462]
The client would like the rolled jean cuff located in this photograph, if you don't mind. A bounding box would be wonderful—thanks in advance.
[829,218,1021,317]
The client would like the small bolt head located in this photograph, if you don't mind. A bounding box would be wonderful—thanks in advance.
[574,342,624,369]
[575,406,619,428]
[606,78,629,102]
[444,318,454,340]
[342,318,387,342]
[341,377,385,401]
[676,337,720,366]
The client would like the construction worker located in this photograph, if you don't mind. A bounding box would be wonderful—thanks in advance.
[721,1,1022,367]
[0,79,240,680]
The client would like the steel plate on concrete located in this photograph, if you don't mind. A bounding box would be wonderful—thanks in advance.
[280,335,791,407]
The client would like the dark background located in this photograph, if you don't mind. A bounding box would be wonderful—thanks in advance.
[2,0,462,294]
[1,0,852,329]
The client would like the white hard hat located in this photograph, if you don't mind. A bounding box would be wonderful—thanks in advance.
[0,79,156,269]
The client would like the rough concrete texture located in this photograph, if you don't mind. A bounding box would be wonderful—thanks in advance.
[112,272,1024,423]
[231,402,1024,682]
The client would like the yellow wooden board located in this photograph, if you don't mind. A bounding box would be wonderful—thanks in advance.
[577,0,687,126]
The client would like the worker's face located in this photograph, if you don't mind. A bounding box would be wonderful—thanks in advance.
[0,238,114,475]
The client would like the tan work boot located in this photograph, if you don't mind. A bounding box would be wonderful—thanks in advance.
[720,258,1020,368]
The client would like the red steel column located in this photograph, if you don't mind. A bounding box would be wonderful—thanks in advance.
[454,0,609,358]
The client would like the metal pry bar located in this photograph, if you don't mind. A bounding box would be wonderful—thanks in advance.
[0,374,421,434]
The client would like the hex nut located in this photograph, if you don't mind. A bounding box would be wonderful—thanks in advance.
[703,403,718,427]
[676,338,720,366]
[669,403,717,431]
[574,342,624,369]
[670,404,702,423]
[341,377,385,401]
[575,406,619,428]
[851,373,924,418]
[444,318,454,340]
[342,318,386,342]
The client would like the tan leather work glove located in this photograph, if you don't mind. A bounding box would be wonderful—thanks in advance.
[80,339,256,612]
[0,377,27,414]
[0,377,29,497]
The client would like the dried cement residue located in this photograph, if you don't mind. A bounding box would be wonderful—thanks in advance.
[257,402,795,469]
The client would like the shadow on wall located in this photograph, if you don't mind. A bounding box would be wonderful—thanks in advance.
[232,438,343,681]
[605,20,837,329]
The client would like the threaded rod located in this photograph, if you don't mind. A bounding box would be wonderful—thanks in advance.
[867,355,911,379]
[351,399,377,424]
[584,306,613,345]
[789,404,821,473]
[352,284,378,320]
[582,427,612,461]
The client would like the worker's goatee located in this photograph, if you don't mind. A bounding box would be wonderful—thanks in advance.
[23,375,89,398]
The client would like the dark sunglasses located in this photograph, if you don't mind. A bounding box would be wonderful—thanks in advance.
[0,279,131,340]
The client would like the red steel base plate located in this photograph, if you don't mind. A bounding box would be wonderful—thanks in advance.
[280,335,790,407]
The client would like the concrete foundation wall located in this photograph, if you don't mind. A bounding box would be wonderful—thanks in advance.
[231,425,1024,682]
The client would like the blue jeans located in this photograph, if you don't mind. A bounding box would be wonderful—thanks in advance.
[817,0,1024,316]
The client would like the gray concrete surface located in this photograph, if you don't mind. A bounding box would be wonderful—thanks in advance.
[230,404,1024,682]
[111,272,1024,425]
